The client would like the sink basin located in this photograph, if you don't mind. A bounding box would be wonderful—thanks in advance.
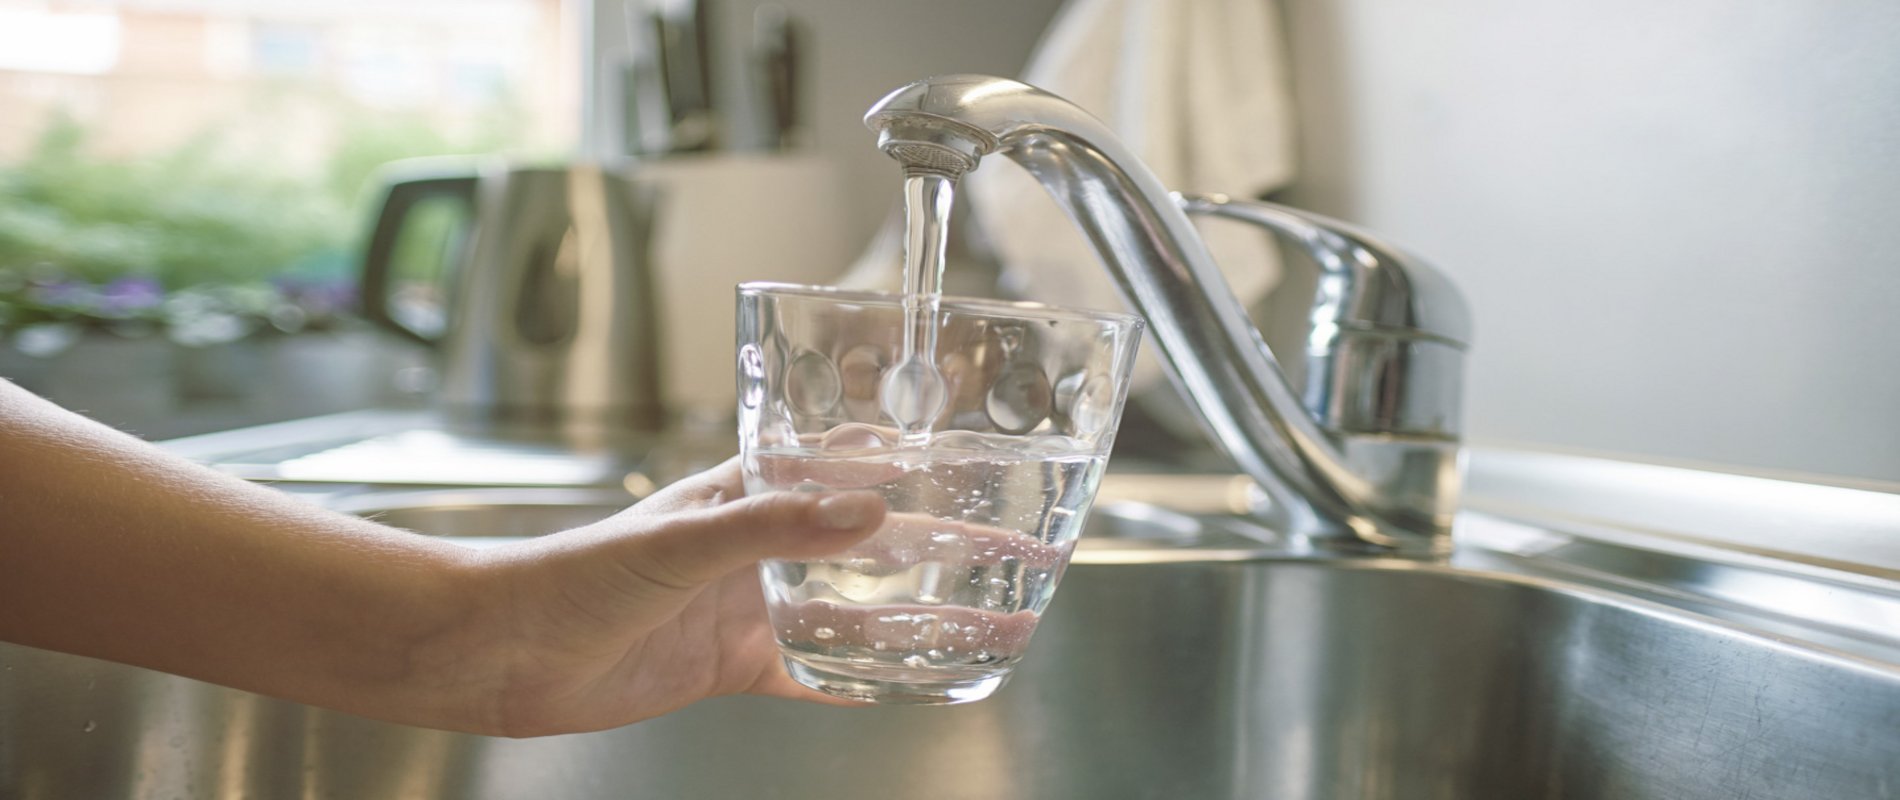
[3,504,1897,798]
[327,487,639,546]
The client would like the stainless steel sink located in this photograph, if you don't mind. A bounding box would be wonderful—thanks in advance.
[326,487,639,547]
[4,499,1897,799]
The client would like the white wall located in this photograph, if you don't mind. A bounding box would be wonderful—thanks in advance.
[1272,0,1900,483]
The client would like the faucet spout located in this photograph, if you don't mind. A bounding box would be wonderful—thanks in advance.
[866,75,1469,555]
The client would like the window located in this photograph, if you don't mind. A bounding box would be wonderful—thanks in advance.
[0,0,575,435]
[0,0,572,344]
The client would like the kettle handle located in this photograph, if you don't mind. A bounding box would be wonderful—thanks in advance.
[359,173,479,346]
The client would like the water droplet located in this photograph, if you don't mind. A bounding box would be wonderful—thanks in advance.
[873,640,889,651]
[81,720,96,733]
[986,362,1052,434]
[786,349,842,416]
[903,654,930,668]
[926,649,945,660]
[813,627,837,640]
[1066,374,1116,439]
[880,358,947,430]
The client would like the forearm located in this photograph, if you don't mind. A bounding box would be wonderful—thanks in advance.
[0,381,487,730]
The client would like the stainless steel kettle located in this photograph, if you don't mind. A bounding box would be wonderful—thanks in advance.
[360,160,665,437]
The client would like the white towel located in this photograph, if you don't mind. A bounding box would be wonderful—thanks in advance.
[966,0,1298,388]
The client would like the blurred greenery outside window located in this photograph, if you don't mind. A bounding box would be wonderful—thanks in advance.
[0,0,571,358]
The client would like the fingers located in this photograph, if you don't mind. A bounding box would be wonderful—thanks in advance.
[627,490,888,590]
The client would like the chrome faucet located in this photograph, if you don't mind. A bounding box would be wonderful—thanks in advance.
[865,75,1471,556]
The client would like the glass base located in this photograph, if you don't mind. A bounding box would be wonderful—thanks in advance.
[783,655,1011,705]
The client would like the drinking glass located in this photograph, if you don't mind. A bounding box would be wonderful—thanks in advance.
[736,282,1143,704]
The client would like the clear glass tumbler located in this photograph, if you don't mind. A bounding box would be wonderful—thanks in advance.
[736,282,1144,704]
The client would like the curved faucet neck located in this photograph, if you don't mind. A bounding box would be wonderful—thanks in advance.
[866,75,1468,555]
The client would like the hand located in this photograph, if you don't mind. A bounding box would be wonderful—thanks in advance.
[0,381,887,738]
[460,459,887,737]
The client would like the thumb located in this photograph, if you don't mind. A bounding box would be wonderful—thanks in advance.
[629,490,887,589]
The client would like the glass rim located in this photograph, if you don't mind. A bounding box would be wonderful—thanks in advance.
[738,282,1144,330]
